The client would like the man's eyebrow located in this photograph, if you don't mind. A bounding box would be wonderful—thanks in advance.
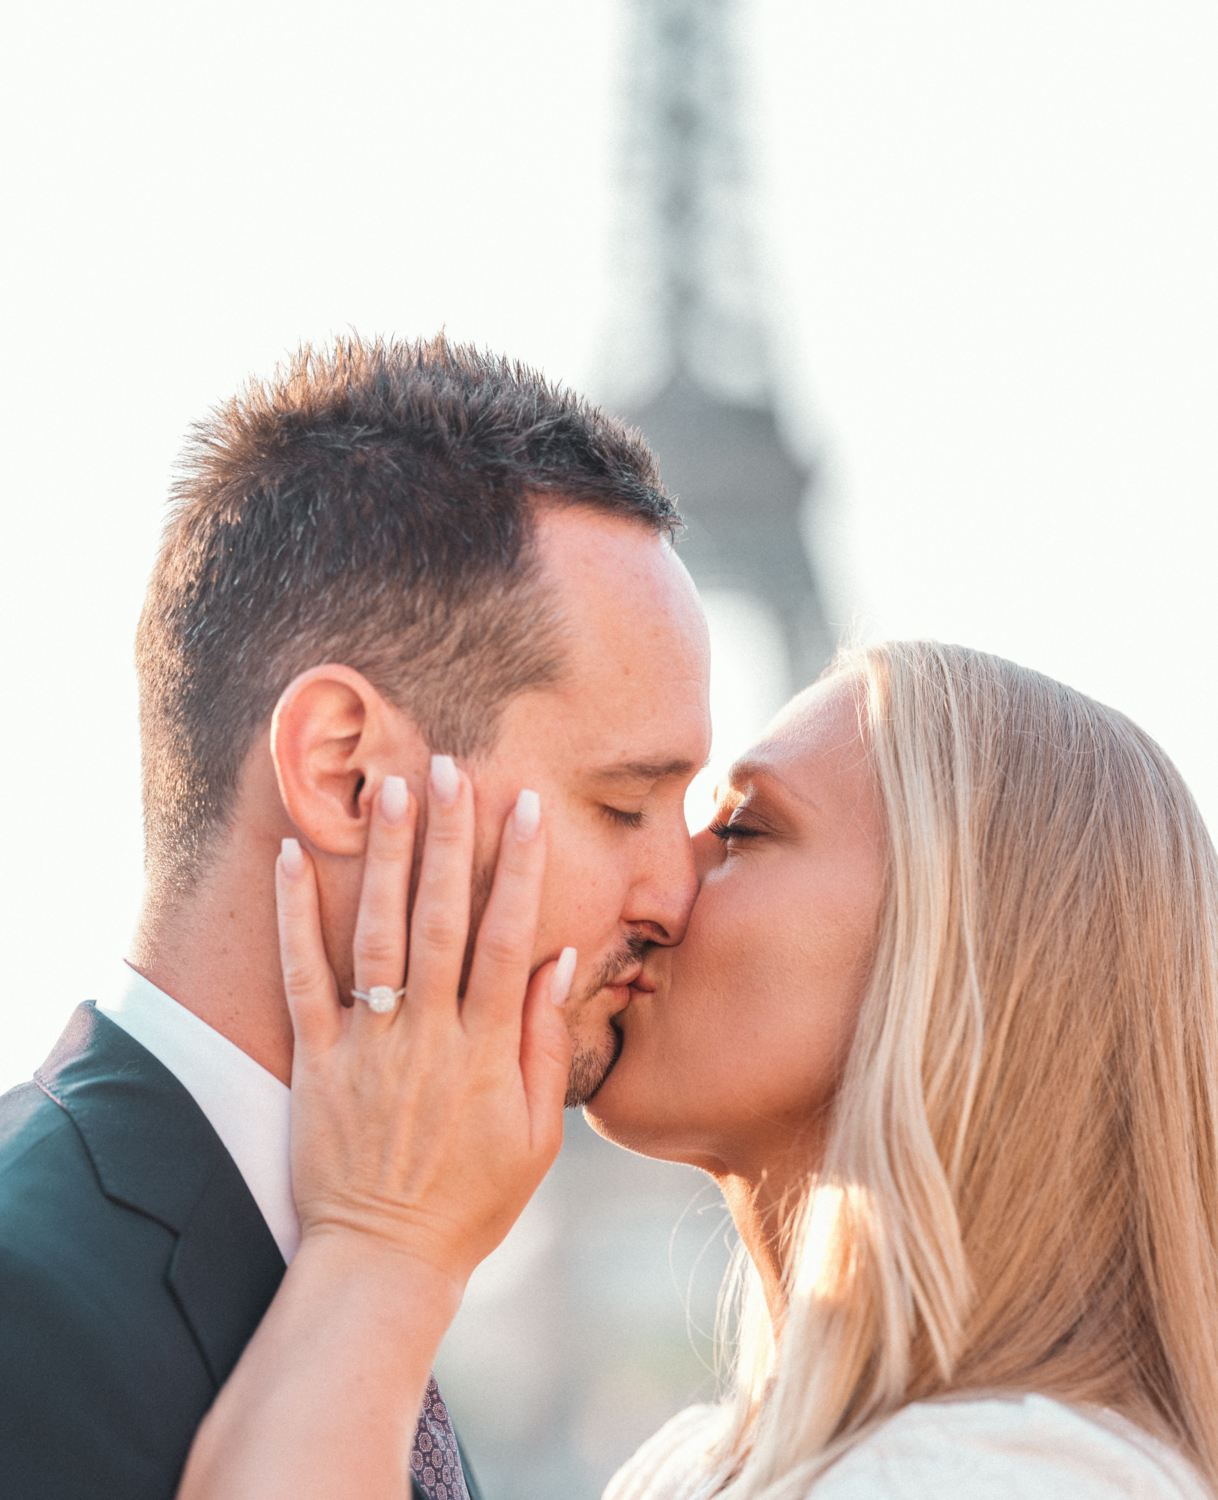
[589,758,706,781]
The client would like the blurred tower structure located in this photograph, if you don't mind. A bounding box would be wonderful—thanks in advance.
[605,0,829,691]
[439,11,832,1498]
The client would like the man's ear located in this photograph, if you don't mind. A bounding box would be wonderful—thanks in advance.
[269,665,425,855]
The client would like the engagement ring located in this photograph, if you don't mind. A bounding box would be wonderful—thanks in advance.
[351,985,406,1015]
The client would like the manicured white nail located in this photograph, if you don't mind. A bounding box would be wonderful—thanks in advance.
[514,789,541,841]
[280,838,304,879]
[430,755,459,807]
[551,947,577,1007]
[381,775,409,825]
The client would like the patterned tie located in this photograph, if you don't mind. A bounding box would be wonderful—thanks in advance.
[409,1374,470,1500]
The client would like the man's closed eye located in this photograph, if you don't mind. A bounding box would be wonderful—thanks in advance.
[602,806,645,829]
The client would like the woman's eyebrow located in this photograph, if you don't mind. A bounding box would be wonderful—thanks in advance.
[726,758,774,789]
[726,760,813,808]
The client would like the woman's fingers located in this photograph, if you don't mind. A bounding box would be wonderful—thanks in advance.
[277,839,342,1056]
[404,755,476,1015]
[462,789,547,1038]
[350,776,417,1029]
[280,764,572,1301]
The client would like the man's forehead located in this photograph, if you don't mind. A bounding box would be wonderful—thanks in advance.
[509,508,711,773]
[534,508,705,640]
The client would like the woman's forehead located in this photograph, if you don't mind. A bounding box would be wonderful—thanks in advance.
[730,679,871,804]
[762,679,862,757]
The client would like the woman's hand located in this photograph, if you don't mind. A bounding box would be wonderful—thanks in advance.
[279,757,574,1290]
[176,758,573,1500]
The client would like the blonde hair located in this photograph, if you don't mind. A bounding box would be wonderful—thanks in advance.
[709,641,1218,1497]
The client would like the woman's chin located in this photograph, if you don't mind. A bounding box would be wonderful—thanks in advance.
[582,1061,662,1153]
[583,1060,698,1165]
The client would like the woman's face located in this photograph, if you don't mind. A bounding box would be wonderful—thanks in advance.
[586,677,886,1182]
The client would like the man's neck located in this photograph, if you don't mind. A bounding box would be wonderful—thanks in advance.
[129,848,295,1086]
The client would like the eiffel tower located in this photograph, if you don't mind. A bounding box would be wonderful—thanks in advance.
[604,0,830,693]
[436,13,832,1499]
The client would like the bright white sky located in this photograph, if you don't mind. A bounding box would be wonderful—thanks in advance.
[2,0,1215,1090]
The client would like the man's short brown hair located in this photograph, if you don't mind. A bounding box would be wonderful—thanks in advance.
[136,335,678,893]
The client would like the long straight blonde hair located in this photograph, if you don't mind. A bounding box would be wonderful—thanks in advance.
[709,641,1218,1497]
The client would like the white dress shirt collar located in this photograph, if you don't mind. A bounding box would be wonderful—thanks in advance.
[96,962,301,1265]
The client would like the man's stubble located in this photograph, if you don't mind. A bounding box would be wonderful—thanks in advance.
[464,854,646,1109]
[563,930,649,1109]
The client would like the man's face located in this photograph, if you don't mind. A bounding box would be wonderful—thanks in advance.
[467,506,711,1105]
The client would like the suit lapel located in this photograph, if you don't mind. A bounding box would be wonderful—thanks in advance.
[36,1004,476,1499]
[36,1002,285,1387]
[165,1152,286,1385]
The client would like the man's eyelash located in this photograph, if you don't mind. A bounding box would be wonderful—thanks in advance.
[709,818,763,842]
[603,806,645,829]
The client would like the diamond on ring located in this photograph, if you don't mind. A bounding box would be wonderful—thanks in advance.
[351,984,405,1014]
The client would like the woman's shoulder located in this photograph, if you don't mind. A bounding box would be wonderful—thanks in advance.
[602,1403,732,1500]
[811,1394,1210,1500]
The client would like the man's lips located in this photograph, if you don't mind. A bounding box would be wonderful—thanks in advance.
[601,964,645,1009]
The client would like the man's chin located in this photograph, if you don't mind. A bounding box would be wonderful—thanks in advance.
[564,1023,623,1109]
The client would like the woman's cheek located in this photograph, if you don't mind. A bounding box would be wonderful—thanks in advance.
[679,880,750,995]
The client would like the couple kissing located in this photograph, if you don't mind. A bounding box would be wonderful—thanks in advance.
[2,337,1216,1500]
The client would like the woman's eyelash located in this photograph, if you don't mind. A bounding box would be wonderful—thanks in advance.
[709,817,763,842]
[603,806,645,829]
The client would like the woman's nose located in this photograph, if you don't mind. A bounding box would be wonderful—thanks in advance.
[691,824,721,883]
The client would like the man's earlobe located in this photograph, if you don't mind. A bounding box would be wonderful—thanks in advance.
[270,666,392,856]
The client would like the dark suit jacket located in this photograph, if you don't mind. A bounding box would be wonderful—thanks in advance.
[0,1002,480,1500]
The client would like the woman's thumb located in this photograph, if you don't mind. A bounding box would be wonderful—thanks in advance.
[519,950,576,1156]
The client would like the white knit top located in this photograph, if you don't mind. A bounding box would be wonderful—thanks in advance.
[604,1393,1211,1500]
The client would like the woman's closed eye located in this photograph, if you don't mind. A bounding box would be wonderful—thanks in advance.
[709,816,765,843]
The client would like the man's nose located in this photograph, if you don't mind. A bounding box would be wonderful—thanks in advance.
[621,815,699,946]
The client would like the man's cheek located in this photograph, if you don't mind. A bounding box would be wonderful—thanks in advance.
[539,869,599,949]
